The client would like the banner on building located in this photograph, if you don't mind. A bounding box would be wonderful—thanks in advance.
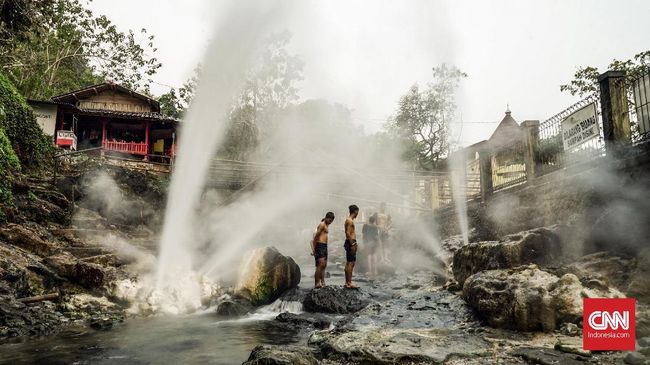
[561,103,599,150]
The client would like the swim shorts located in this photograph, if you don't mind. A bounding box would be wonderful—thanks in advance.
[344,239,357,262]
[314,242,328,266]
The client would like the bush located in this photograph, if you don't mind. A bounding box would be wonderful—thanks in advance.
[0,73,52,168]
[0,127,21,221]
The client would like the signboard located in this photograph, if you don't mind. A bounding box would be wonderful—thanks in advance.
[56,130,77,150]
[561,103,599,150]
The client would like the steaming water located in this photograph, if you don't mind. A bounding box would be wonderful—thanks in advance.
[449,153,470,245]
[153,1,294,313]
[0,311,302,365]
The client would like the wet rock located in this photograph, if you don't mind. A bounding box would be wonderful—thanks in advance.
[215,299,252,316]
[346,290,478,330]
[235,247,301,306]
[303,286,371,314]
[44,253,108,289]
[559,322,581,337]
[462,265,623,331]
[0,224,57,256]
[243,344,319,365]
[624,352,647,365]
[628,248,650,302]
[511,346,592,365]
[0,243,61,297]
[310,328,490,364]
[639,337,650,348]
[275,312,331,330]
[560,251,633,289]
[453,226,565,285]
[554,337,591,357]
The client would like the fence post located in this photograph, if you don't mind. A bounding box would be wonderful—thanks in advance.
[430,178,440,210]
[599,70,631,153]
[478,143,493,202]
[522,120,540,183]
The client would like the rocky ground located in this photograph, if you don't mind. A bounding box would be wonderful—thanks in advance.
[0,161,164,341]
[241,227,650,365]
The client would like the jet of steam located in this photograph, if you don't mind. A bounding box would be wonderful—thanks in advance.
[154,1,293,314]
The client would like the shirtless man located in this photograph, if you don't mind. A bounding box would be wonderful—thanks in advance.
[344,205,360,289]
[311,212,334,288]
[376,202,389,263]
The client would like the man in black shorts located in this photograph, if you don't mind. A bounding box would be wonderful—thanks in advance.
[311,212,334,288]
[344,204,359,289]
[362,214,379,276]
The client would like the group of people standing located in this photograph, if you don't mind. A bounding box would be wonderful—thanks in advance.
[310,203,391,289]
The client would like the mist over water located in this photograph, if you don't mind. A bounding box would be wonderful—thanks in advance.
[149,1,456,314]
[153,1,296,313]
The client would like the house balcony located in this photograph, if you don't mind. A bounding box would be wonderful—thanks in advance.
[103,140,148,155]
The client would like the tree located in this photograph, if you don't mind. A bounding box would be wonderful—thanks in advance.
[386,64,466,170]
[219,31,304,160]
[1,0,161,99]
[158,67,199,119]
[560,50,650,97]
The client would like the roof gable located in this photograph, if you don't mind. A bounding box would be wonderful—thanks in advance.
[489,109,524,147]
[51,83,160,113]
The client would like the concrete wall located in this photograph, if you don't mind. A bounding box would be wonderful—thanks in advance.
[31,103,58,136]
[437,147,650,255]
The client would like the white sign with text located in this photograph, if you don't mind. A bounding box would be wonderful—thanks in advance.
[562,103,599,150]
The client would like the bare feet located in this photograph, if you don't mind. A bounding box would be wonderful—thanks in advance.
[315,284,323,289]
[344,283,359,289]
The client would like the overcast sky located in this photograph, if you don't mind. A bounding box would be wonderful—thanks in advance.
[88,0,649,146]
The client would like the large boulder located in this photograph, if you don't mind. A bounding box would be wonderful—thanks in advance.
[44,253,108,289]
[0,224,57,257]
[309,328,491,364]
[453,226,565,285]
[462,265,624,332]
[243,345,319,365]
[235,247,300,306]
[303,286,371,314]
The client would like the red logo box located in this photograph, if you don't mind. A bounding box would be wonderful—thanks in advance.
[583,298,635,351]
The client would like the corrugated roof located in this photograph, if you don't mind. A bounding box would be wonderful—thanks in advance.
[74,108,179,124]
[50,82,160,113]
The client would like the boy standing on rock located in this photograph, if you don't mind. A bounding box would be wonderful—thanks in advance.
[344,205,360,289]
[311,212,335,288]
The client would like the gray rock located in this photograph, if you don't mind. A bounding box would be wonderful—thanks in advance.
[215,299,251,316]
[559,322,581,337]
[624,352,647,365]
[303,286,371,314]
[639,337,650,348]
[243,344,318,365]
[235,247,301,306]
[512,346,592,365]
[453,226,565,285]
[346,290,479,331]
[275,312,331,330]
[462,265,623,331]
[310,328,490,364]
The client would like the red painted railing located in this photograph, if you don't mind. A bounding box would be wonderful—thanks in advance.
[103,140,148,155]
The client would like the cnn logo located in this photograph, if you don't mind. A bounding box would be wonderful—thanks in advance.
[583,298,635,351]
[587,310,629,330]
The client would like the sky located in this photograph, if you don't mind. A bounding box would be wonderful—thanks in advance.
[88,0,649,146]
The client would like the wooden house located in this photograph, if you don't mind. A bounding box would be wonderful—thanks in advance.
[28,82,179,163]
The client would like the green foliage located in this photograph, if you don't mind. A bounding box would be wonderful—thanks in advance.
[0,73,52,167]
[158,66,199,119]
[0,127,20,221]
[560,50,650,97]
[220,31,304,160]
[1,0,161,99]
[386,64,466,170]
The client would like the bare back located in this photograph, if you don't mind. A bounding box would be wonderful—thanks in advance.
[344,217,356,240]
[314,222,329,244]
